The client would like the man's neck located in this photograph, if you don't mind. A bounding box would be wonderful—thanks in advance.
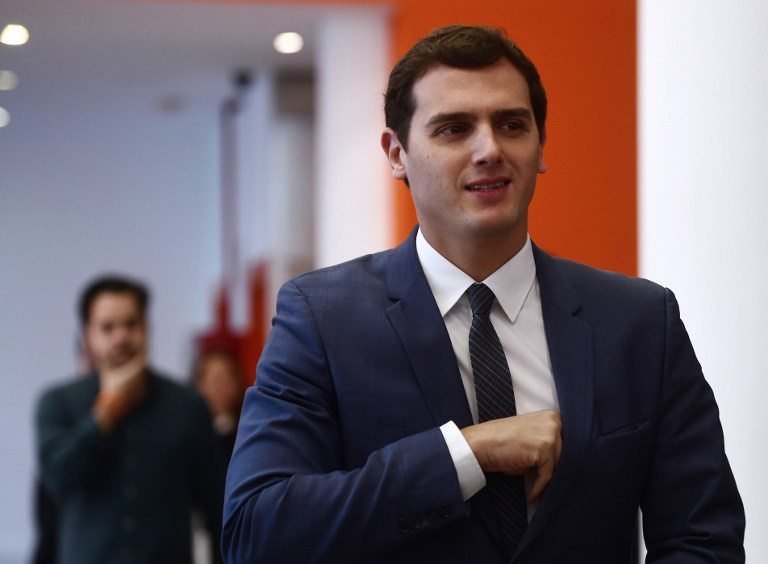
[421,229,528,282]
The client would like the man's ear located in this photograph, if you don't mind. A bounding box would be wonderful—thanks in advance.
[537,131,548,174]
[381,128,408,181]
[79,331,93,369]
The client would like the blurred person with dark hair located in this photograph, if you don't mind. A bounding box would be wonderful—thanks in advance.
[193,349,245,465]
[35,275,223,564]
[224,25,744,563]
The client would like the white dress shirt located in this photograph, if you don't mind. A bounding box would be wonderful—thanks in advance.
[416,229,559,519]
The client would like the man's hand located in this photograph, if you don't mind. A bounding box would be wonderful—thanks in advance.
[93,350,148,434]
[461,410,562,502]
[100,349,147,394]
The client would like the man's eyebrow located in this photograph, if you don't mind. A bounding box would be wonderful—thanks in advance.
[492,108,533,121]
[424,108,533,129]
[424,112,475,128]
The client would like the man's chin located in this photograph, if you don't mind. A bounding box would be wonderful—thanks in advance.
[108,353,139,369]
[466,215,525,239]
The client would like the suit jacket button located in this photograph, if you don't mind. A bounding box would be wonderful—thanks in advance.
[427,509,440,522]
[437,504,452,518]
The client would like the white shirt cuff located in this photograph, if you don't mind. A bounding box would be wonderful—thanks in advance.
[439,420,486,501]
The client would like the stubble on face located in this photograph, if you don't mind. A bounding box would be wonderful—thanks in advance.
[84,293,146,372]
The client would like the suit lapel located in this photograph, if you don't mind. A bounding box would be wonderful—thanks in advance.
[514,245,595,558]
[385,230,473,430]
[385,231,506,550]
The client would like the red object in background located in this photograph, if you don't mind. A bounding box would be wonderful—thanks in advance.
[240,262,268,385]
[195,262,268,388]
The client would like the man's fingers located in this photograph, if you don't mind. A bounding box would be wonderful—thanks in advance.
[114,351,146,380]
[125,350,147,374]
[528,457,554,502]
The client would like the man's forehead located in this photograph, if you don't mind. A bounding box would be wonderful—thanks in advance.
[90,292,141,316]
[411,60,532,120]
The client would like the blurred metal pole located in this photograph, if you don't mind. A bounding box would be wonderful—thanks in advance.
[218,70,254,324]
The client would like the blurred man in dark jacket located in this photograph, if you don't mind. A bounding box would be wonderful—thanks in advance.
[36,275,223,564]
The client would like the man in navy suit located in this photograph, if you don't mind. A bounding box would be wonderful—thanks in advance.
[223,25,744,563]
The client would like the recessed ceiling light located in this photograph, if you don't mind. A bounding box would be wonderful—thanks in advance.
[0,70,18,91]
[0,107,10,128]
[273,32,303,55]
[1,24,29,46]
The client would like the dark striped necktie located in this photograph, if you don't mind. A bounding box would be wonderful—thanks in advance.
[467,282,528,557]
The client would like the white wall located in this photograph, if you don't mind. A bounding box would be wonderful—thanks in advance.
[227,73,274,330]
[640,1,768,559]
[314,9,392,267]
[267,111,316,318]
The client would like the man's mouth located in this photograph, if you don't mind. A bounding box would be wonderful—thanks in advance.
[112,346,136,361]
[466,179,510,192]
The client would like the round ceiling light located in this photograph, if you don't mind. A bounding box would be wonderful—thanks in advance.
[1,24,30,46]
[273,32,303,55]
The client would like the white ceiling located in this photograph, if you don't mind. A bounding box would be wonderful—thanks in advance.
[0,0,345,126]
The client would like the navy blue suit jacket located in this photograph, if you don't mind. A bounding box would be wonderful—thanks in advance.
[223,231,744,563]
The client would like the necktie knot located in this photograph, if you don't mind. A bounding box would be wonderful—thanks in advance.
[467,283,495,317]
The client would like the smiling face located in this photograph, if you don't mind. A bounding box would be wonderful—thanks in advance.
[383,60,547,258]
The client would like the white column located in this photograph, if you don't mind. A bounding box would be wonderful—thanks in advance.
[640,1,768,559]
[267,111,316,318]
[314,8,392,268]
[231,71,275,329]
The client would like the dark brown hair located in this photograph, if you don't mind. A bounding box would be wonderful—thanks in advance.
[78,275,149,328]
[384,24,547,151]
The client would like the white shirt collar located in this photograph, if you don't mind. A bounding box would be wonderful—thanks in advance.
[416,228,537,323]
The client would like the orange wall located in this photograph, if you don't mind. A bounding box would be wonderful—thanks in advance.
[168,0,637,275]
[390,0,636,274]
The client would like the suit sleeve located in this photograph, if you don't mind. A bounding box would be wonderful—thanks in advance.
[641,289,745,562]
[35,388,107,498]
[222,281,467,563]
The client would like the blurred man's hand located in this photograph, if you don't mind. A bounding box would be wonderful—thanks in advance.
[93,348,148,434]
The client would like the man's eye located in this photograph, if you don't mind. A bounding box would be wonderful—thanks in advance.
[436,124,466,136]
[502,121,525,131]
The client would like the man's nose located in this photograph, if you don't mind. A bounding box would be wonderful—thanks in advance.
[112,324,132,343]
[471,125,503,166]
